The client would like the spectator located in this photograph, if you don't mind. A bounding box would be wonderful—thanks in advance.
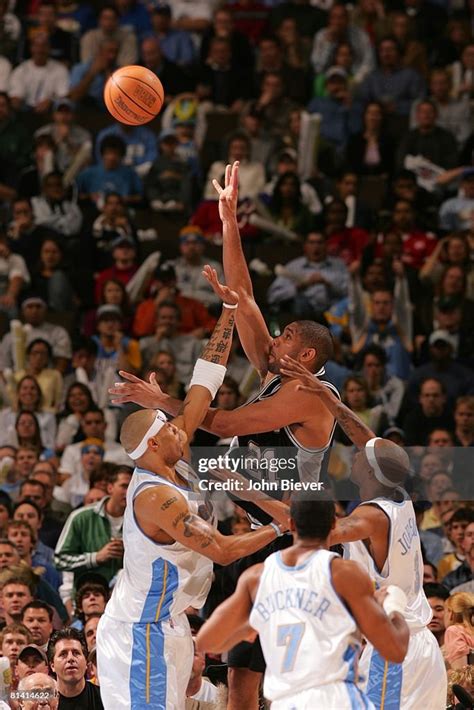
[58,411,130,480]
[1,578,33,625]
[145,130,191,212]
[76,136,143,208]
[9,35,69,114]
[397,100,459,170]
[0,231,30,319]
[0,376,57,451]
[17,671,57,706]
[13,499,55,567]
[357,36,425,118]
[255,35,309,104]
[345,101,394,176]
[439,170,474,232]
[0,496,11,537]
[80,6,137,68]
[31,173,82,242]
[54,467,132,589]
[0,94,32,192]
[139,301,202,383]
[48,628,103,707]
[149,5,196,67]
[420,235,472,305]
[30,239,75,314]
[72,580,108,632]
[26,2,73,65]
[402,377,455,445]
[359,344,405,422]
[267,232,348,316]
[449,42,474,102]
[0,0,20,64]
[322,199,369,265]
[54,440,104,508]
[311,4,374,84]
[20,476,64,549]
[443,520,474,594]
[144,350,185,399]
[84,278,133,339]
[69,39,119,111]
[11,339,63,414]
[140,37,194,97]
[385,199,437,270]
[205,133,265,201]
[8,520,60,590]
[17,135,57,201]
[0,623,32,670]
[83,613,101,653]
[0,294,72,374]
[444,592,474,669]
[133,263,216,339]
[20,601,53,653]
[389,11,428,78]
[335,375,388,442]
[92,304,141,379]
[265,172,314,237]
[411,69,472,148]
[8,411,52,462]
[91,194,135,269]
[170,0,213,35]
[96,122,157,179]
[115,0,151,39]
[7,199,55,269]
[55,383,95,452]
[252,71,296,138]
[261,148,322,216]
[201,6,254,71]
[453,396,474,447]
[35,99,92,180]
[308,67,362,152]
[172,226,224,309]
[196,36,252,108]
[424,582,449,647]
[437,508,474,580]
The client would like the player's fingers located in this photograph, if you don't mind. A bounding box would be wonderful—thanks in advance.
[225,163,231,187]
[118,370,142,383]
[110,396,130,404]
[296,384,316,393]
[149,372,158,386]
[212,179,223,195]
[232,160,239,188]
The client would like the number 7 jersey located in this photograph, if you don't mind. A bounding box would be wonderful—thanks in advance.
[249,549,361,704]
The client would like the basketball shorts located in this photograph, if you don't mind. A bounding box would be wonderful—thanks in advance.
[96,612,193,710]
[359,627,447,710]
[270,682,374,709]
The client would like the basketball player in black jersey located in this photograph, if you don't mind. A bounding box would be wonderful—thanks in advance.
[109,162,340,709]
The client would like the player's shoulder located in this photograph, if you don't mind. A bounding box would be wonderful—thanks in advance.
[239,563,264,599]
[331,556,371,594]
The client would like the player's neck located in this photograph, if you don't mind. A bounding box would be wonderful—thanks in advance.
[281,537,328,565]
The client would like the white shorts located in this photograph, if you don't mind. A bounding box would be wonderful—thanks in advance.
[270,682,375,709]
[96,613,193,710]
[359,627,446,710]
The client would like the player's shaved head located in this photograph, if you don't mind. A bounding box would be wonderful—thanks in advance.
[120,409,157,453]
[372,438,410,486]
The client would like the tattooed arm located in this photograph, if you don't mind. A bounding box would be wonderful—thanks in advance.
[280,355,375,448]
[134,485,286,565]
[328,504,388,546]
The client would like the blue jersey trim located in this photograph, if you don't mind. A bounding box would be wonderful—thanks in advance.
[366,648,403,710]
[130,621,167,709]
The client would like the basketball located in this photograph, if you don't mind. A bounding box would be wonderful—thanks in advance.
[104,65,164,126]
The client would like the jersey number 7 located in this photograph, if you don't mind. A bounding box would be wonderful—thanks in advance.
[277,622,305,673]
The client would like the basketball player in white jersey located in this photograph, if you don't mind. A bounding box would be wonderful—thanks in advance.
[96,268,287,710]
[196,496,410,710]
[275,355,447,710]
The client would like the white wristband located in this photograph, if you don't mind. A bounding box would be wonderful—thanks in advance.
[382,585,407,617]
[189,358,227,399]
[223,302,238,309]
[269,522,283,537]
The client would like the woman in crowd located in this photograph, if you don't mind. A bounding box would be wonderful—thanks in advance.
[267,172,314,237]
[13,410,55,460]
[444,592,474,670]
[335,375,388,444]
[30,238,75,313]
[55,382,95,452]
[0,375,56,449]
[345,101,394,176]
[10,338,63,413]
[420,234,473,299]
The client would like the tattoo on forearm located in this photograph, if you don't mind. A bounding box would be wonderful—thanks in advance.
[182,513,215,549]
[201,312,235,366]
[161,497,178,511]
[336,404,372,441]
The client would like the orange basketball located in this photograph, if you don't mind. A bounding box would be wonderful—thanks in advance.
[104,65,164,126]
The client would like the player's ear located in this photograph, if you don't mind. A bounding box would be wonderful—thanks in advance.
[299,347,316,365]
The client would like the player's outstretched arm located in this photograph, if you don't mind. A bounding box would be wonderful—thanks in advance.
[134,485,287,566]
[332,558,409,663]
[280,355,376,448]
[195,565,261,653]
[214,161,273,379]
[328,504,388,546]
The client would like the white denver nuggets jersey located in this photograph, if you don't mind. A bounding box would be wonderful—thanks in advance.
[105,462,214,624]
[249,549,361,703]
[344,493,431,632]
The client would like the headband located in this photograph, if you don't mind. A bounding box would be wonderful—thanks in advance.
[365,437,398,488]
[128,410,168,460]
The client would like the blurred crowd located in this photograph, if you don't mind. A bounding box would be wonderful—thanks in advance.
[0,0,469,706]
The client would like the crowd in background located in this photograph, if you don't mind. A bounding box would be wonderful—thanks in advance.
[0,0,470,706]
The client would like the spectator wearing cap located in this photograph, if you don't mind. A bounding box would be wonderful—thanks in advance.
[16,646,49,681]
[0,294,71,374]
[307,67,362,152]
[0,623,32,671]
[76,136,143,208]
[139,301,202,384]
[95,122,157,178]
[80,5,137,68]
[149,4,196,67]
[397,100,458,171]
[357,37,425,118]
[0,231,30,319]
[54,439,105,508]
[9,35,69,114]
[402,377,455,446]
[35,99,92,179]
[133,263,216,338]
[69,39,120,111]
[140,37,194,97]
[54,467,132,589]
[172,226,224,309]
[91,305,141,381]
[94,237,138,302]
[31,172,82,240]
[268,232,348,316]
[311,4,374,84]
[144,129,192,212]
[408,330,474,406]
[439,171,474,233]
[204,133,265,201]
